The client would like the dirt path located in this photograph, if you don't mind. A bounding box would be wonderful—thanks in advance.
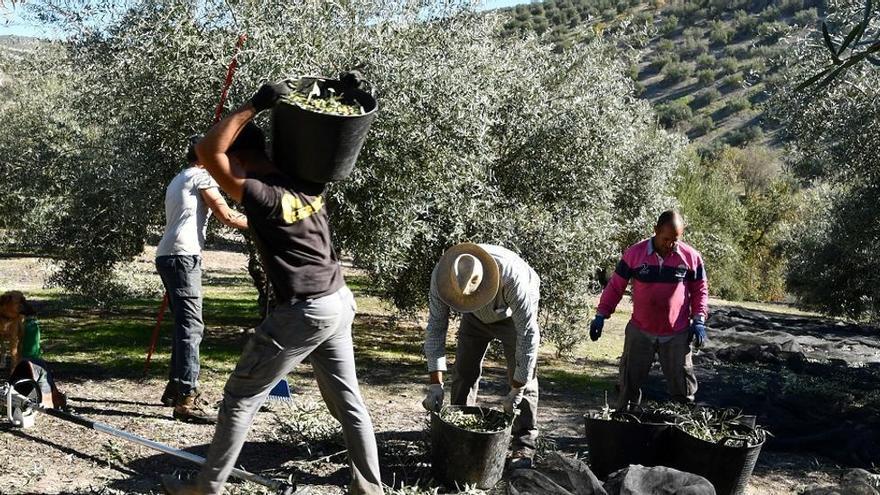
[0,249,858,494]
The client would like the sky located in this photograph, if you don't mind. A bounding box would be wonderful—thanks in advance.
[483,0,526,8]
[0,0,528,38]
[0,4,50,38]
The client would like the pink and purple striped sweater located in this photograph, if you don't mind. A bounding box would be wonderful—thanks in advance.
[597,237,708,336]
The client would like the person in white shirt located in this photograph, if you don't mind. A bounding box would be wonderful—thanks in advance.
[155,135,247,424]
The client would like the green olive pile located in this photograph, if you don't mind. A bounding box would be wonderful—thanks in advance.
[282,91,365,116]
[593,401,769,447]
[440,409,510,433]
[670,405,768,447]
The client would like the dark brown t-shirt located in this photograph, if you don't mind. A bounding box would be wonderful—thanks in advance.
[242,174,344,302]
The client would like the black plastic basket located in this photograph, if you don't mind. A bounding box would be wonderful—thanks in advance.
[665,426,764,495]
[584,410,674,479]
[430,406,513,489]
[271,75,378,184]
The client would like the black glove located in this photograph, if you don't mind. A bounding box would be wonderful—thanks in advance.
[339,70,364,91]
[250,79,295,113]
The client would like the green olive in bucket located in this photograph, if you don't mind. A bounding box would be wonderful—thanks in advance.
[282,86,365,116]
[440,409,510,433]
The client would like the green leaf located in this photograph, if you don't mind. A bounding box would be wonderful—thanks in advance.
[795,66,836,92]
[822,21,840,62]
[813,63,852,91]
[838,22,866,55]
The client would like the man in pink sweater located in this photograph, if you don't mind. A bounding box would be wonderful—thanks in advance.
[589,210,708,409]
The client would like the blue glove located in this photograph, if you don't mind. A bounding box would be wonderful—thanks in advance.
[689,318,707,349]
[589,314,605,341]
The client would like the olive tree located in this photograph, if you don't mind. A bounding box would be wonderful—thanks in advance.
[795,0,880,90]
[5,0,688,352]
[331,18,687,354]
[771,0,880,320]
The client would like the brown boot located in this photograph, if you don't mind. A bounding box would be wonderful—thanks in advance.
[508,447,535,469]
[173,392,218,424]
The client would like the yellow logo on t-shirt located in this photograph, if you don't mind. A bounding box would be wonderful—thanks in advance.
[281,193,324,224]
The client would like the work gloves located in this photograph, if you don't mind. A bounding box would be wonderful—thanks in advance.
[339,70,364,91]
[250,80,295,113]
[422,383,444,412]
[503,383,527,415]
[589,314,605,341]
[689,317,707,349]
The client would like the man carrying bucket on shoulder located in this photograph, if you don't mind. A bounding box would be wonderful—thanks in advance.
[422,243,541,469]
[161,79,383,495]
[589,210,709,410]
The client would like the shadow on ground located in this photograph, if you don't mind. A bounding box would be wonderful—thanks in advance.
[102,430,439,494]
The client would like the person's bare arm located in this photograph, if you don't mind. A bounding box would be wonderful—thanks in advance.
[195,81,294,203]
[195,104,256,203]
[201,188,248,230]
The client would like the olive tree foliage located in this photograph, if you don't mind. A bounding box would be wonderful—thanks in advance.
[795,0,880,90]
[1,1,237,301]
[332,20,687,355]
[0,45,158,301]
[675,146,799,303]
[2,0,687,351]
[770,0,880,320]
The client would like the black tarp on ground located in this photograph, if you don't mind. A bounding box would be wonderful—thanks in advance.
[703,307,880,367]
[508,454,715,495]
[632,306,880,467]
[509,453,607,495]
[802,468,880,494]
[604,465,715,495]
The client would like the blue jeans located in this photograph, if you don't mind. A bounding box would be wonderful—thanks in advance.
[156,255,204,396]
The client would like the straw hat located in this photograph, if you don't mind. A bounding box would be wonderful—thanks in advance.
[434,243,500,313]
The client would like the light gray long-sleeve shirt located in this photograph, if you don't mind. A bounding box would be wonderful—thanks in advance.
[424,244,541,384]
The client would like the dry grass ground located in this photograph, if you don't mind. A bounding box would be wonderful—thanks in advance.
[0,248,849,494]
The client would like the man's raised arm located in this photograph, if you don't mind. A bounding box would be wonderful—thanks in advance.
[201,188,248,230]
[195,104,255,203]
[195,81,294,203]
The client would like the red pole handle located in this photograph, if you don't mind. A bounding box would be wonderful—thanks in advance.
[214,34,248,124]
[143,292,169,378]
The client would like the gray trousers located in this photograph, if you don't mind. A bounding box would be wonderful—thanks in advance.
[617,321,697,410]
[450,314,539,451]
[156,255,204,396]
[195,286,383,495]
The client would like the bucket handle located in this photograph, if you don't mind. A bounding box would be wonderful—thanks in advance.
[609,405,684,424]
[357,78,374,95]
[624,403,648,414]
[610,411,643,423]
[338,70,374,96]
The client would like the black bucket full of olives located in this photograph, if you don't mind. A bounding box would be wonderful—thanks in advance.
[270,73,378,184]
